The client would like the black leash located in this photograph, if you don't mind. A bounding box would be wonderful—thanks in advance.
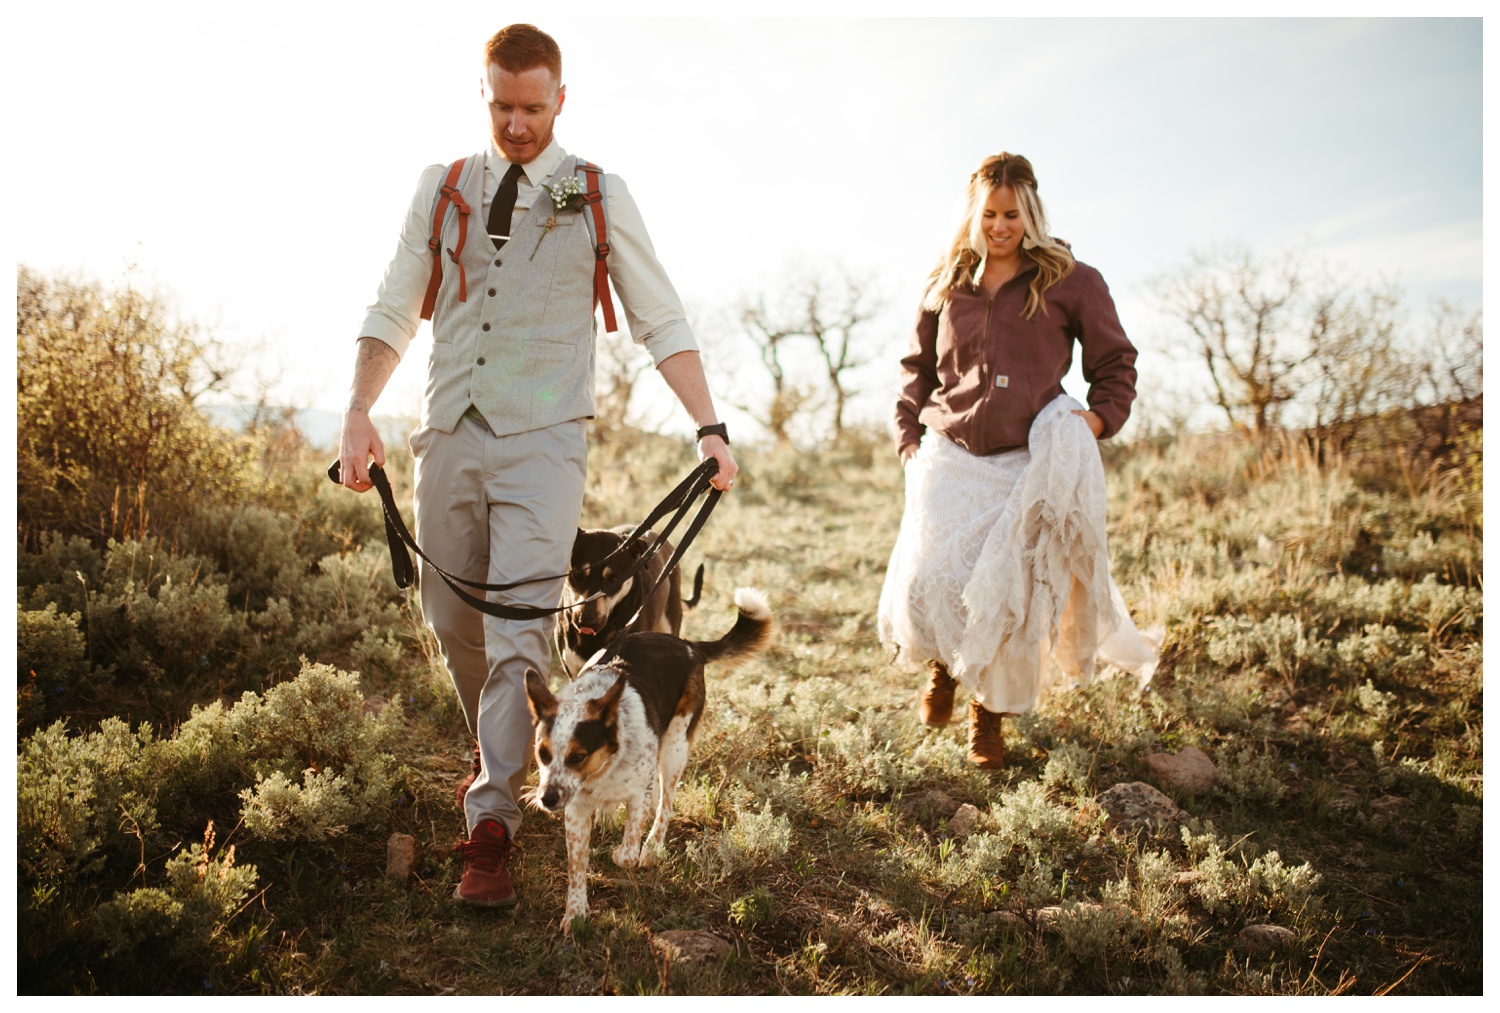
[326,457,721,622]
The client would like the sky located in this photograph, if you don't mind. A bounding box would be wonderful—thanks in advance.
[6,5,1487,443]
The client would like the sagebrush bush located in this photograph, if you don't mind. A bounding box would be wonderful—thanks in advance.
[93,823,257,961]
[687,800,793,880]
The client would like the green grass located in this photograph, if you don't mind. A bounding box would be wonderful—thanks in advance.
[17,424,1483,994]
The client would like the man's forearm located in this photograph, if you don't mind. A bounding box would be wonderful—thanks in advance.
[655,350,719,427]
[349,336,400,412]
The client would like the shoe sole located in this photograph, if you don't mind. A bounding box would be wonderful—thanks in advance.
[452,885,518,909]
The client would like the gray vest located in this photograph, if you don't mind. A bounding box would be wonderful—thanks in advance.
[423,153,598,435]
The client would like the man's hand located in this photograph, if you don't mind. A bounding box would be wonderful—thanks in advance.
[1072,409,1105,439]
[339,410,386,493]
[899,443,918,468]
[698,434,737,492]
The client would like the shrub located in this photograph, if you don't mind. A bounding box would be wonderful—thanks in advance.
[94,823,257,960]
[688,800,793,880]
[16,266,254,545]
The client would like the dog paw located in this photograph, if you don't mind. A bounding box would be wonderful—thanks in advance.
[611,844,641,868]
[561,911,588,936]
[636,845,661,868]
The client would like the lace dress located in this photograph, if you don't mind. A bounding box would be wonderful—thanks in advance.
[878,395,1159,714]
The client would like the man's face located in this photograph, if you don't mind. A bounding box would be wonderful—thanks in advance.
[482,62,564,165]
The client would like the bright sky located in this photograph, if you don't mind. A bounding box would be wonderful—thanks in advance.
[7,6,1486,441]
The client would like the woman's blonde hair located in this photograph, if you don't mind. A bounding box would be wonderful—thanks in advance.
[922,152,1074,318]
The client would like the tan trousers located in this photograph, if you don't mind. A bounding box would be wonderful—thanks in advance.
[410,416,587,837]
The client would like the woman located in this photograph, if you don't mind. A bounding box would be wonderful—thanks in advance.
[878,152,1159,770]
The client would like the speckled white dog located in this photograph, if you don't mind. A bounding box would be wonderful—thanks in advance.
[525,587,774,933]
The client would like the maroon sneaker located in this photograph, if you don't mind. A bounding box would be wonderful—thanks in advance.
[455,743,482,809]
[452,818,517,908]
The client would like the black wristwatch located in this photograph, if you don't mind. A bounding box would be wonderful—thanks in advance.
[696,423,729,444]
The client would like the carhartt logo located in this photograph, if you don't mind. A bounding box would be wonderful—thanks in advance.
[996,375,1009,388]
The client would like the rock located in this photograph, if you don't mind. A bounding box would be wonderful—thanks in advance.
[1146,747,1218,795]
[950,803,982,838]
[986,910,1026,930]
[385,832,418,880]
[899,788,960,822]
[1369,795,1410,816]
[361,694,388,715]
[651,930,732,965]
[1096,782,1186,834]
[1237,923,1297,954]
[1173,870,1202,886]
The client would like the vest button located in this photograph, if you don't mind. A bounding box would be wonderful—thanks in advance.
[477,357,486,365]
[494,258,502,266]
[482,323,491,331]
[488,288,496,297]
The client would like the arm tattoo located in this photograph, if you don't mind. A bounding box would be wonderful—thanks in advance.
[348,337,400,413]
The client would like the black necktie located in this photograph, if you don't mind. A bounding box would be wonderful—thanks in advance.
[487,161,526,250]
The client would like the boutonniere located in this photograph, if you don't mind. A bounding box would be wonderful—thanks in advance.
[530,176,587,260]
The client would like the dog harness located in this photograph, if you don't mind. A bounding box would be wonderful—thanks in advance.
[419,155,618,332]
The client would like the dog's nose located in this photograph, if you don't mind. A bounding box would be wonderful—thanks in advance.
[541,788,560,810]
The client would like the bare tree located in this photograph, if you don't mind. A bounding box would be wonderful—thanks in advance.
[1307,281,1406,430]
[1416,301,1483,406]
[738,267,885,443]
[1150,244,1334,435]
[736,296,817,446]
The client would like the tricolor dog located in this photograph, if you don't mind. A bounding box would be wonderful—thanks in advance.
[555,525,703,677]
[525,587,773,932]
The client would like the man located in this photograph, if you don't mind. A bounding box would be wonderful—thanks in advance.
[337,24,737,908]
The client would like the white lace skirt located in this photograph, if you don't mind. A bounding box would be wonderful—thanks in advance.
[878,398,1159,714]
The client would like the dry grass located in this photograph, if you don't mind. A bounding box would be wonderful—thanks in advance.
[19,423,1483,994]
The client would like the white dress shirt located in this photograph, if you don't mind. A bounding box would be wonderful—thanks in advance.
[359,138,698,367]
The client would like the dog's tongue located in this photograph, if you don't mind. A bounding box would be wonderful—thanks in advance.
[579,627,596,637]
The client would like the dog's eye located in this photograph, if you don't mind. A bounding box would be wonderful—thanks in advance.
[537,746,552,764]
[566,751,588,767]
[601,568,614,583]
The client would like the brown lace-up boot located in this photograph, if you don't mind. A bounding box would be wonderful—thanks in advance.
[968,700,1005,770]
[918,661,958,727]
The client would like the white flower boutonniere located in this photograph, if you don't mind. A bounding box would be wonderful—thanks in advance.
[531,176,588,260]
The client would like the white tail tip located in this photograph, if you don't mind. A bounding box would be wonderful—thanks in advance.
[732,587,771,621]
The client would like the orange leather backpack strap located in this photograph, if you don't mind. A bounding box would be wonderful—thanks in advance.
[419,157,473,321]
[576,159,618,333]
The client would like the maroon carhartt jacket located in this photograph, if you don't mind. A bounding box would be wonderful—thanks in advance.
[894,260,1138,459]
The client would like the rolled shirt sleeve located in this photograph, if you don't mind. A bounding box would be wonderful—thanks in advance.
[357,163,449,360]
[601,175,699,365]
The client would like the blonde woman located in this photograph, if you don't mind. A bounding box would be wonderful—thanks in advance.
[878,152,1159,769]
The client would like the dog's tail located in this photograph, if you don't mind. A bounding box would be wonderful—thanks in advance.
[682,563,705,609]
[692,587,774,668]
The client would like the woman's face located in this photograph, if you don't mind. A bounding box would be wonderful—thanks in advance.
[979,185,1024,263]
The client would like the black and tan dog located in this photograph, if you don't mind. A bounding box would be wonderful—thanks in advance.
[555,525,704,677]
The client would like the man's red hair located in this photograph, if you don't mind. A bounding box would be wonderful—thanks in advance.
[484,24,562,80]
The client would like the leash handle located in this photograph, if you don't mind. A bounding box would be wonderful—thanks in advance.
[326,457,718,621]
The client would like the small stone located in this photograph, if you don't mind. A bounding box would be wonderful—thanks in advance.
[1237,923,1297,954]
[1146,746,1218,795]
[1369,795,1410,816]
[950,803,982,838]
[986,910,1025,929]
[1173,870,1202,886]
[361,695,387,715]
[899,789,960,822]
[1096,781,1186,834]
[651,929,731,965]
[385,833,418,881]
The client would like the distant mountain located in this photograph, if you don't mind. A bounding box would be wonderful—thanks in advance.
[199,404,345,450]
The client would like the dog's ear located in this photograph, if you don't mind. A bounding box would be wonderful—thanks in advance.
[585,675,627,728]
[524,668,558,724]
